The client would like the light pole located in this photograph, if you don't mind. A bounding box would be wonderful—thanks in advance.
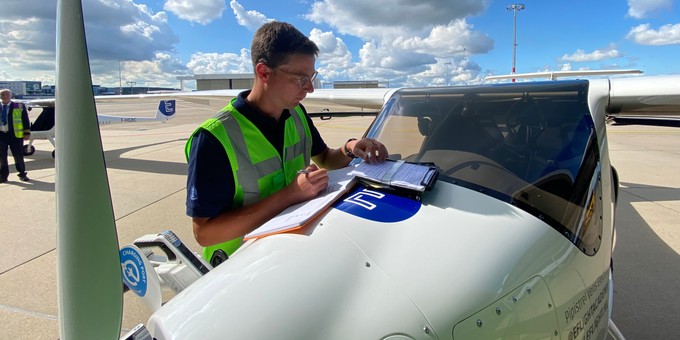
[444,61,451,86]
[507,3,525,82]
[118,60,123,95]
[126,80,136,95]
[118,59,123,94]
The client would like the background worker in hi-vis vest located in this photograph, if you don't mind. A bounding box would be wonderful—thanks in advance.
[185,21,388,266]
[0,89,30,183]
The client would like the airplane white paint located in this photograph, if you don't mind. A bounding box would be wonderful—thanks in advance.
[484,69,643,81]
[55,1,680,339]
[23,99,175,158]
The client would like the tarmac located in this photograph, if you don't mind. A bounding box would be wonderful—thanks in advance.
[0,99,678,339]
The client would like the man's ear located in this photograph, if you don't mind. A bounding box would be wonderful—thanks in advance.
[255,63,270,83]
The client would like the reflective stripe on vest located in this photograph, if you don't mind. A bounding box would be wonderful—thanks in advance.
[12,108,24,138]
[185,100,312,261]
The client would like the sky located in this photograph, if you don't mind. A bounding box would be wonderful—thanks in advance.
[2,0,679,90]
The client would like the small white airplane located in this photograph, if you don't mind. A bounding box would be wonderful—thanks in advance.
[131,75,680,340]
[54,1,680,339]
[22,98,176,158]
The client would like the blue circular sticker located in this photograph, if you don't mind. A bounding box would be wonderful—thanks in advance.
[333,184,421,222]
[120,246,147,297]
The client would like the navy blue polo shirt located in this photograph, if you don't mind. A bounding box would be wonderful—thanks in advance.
[186,91,328,218]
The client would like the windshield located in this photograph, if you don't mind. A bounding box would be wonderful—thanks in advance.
[366,81,603,255]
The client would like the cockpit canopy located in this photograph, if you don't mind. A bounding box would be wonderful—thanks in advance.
[366,81,603,255]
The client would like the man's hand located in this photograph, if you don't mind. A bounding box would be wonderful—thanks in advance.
[193,164,329,247]
[348,138,388,163]
[286,164,329,202]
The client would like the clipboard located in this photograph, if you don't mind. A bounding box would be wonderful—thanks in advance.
[350,159,439,199]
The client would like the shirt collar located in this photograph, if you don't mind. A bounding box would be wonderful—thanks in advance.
[232,90,291,126]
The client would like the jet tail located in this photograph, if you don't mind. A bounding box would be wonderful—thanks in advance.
[156,100,176,120]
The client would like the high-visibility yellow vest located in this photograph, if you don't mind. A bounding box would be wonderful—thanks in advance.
[185,99,312,263]
[4,104,25,138]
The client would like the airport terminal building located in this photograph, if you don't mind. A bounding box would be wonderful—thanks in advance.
[0,81,42,97]
[177,74,384,91]
[177,74,256,91]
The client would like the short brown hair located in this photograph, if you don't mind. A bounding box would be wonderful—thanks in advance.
[251,21,319,68]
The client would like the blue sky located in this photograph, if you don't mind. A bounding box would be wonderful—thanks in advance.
[2,0,679,89]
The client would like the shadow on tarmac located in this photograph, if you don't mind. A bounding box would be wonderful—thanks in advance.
[611,182,680,339]
[21,138,188,187]
[10,178,55,192]
[611,117,680,127]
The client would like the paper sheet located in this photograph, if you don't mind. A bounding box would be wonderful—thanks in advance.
[244,167,355,240]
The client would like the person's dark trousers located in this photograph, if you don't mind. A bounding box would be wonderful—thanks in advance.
[0,132,26,180]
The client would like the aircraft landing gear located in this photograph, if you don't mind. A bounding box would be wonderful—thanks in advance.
[23,145,36,156]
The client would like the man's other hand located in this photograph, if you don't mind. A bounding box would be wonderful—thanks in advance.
[350,138,388,163]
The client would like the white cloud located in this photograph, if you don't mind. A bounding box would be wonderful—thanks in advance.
[627,0,672,19]
[0,0,181,87]
[560,45,622,62]
[164,0,225,25]
[308,28,353,80]
[0,0,178,62]
[155,52,191,74]
[393,20,493,57]
[306,0,487,39]
[304,0,490,86]
[121,20,161,40]
[230,0,274,31]
[186,49,253,75]
[626,23,680,45]
[406,58,481,87]
[90,53,188,88]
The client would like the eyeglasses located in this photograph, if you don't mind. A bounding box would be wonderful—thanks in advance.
[273,67,318,88]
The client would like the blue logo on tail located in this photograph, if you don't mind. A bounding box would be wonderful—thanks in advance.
[159,100,175,117]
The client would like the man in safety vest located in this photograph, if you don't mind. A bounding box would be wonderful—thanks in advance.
[0,89,30,183]
[186,22,388,266]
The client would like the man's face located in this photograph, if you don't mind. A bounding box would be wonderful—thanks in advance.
[0,91,11,104]
[267,54,317,110]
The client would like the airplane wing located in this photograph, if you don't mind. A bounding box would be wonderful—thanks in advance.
[28,87,392,119]
[108,88,393,110]
[608,75,680,115]
[485,69,642,81]
[305,88,395,110]
[482,71,680,119]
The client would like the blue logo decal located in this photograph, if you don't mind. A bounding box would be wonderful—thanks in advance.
[120,246,147,297]
[333,185,421,222]
[160,100,175,117]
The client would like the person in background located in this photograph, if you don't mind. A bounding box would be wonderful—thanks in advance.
[0,89,30,183]
[185,21,388,266]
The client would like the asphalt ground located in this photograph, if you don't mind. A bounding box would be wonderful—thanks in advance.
[0,99,678,339]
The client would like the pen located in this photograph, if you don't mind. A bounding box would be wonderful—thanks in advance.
[297,169,310,175]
